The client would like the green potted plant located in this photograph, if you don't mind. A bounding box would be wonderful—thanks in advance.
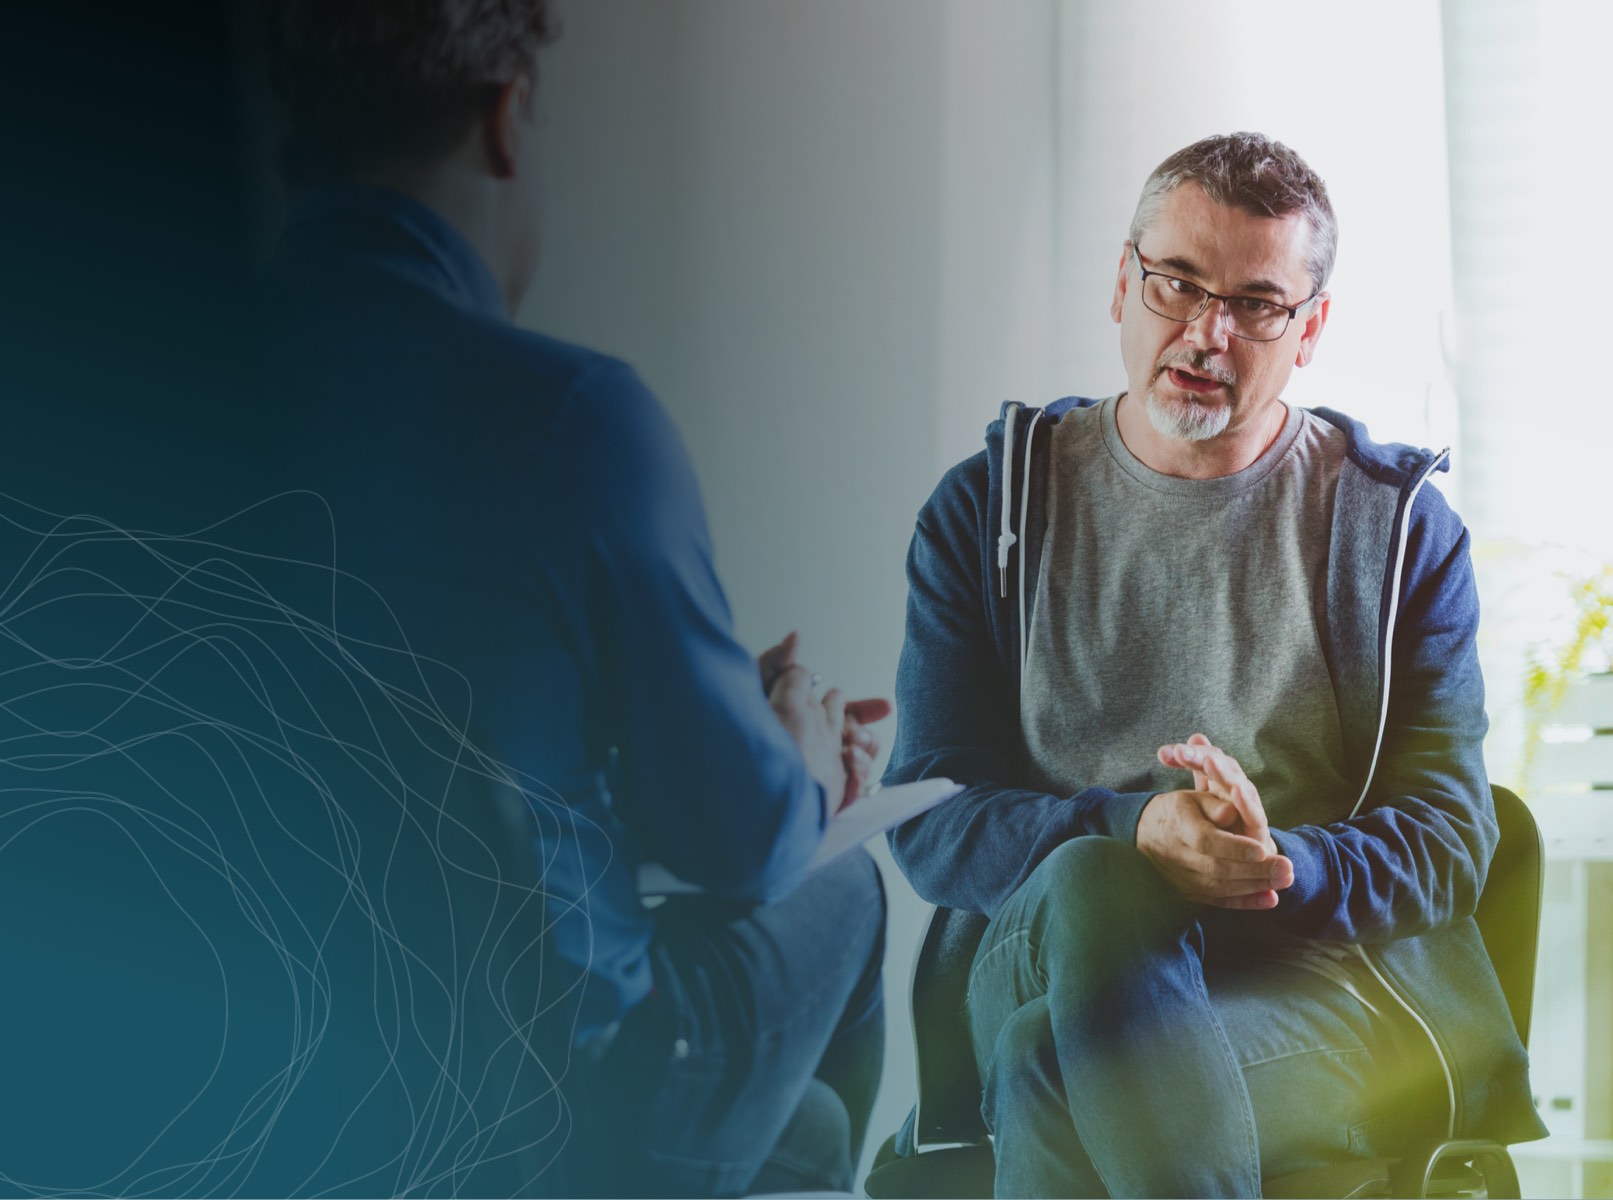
[1522,565,1613,788]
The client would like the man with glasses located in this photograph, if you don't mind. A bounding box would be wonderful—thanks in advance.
[883,133,1541,1195]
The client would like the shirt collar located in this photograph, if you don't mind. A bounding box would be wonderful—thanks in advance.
[279,183,509,321]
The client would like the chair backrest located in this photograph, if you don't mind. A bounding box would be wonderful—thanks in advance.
[909,905,990,1146]
[1473,784,1544,1049]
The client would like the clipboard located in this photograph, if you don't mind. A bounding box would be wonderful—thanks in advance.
[637,777,963,897]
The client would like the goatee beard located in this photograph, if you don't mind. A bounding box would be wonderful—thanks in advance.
[1145,387,1231,442]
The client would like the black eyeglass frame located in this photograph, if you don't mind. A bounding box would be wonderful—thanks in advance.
[1129,243,1322,343]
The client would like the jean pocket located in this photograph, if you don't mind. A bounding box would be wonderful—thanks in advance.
[1346,1112,1398,1160]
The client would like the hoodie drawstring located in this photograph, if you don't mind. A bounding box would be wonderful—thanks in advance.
[997,405,1019,599]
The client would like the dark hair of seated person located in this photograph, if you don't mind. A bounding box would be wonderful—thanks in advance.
[257,0,559,187]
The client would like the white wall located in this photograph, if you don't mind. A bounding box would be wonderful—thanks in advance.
[522,0,1063,1179]
[525,0,944,707]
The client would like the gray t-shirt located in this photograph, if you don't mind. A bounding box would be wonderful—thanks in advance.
[1020,394,1380,1001]
[1021,395,1355,828]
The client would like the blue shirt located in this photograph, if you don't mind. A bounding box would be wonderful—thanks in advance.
[259,184,828,1035]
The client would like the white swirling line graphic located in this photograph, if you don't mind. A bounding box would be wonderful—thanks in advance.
[0,489,608,1197]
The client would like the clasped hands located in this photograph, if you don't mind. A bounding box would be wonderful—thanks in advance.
[1137,733,1294,910]
[758,632,891,815]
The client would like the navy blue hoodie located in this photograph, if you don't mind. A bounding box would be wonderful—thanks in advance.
[886,398,1545,1145]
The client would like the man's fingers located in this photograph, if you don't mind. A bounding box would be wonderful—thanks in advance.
[1203,798,1240,828]
[1273,856,1294,889]
[844,742,876,775]
[771,662,812,697]
[843,743,876,802]
[757,631,799,691]
[843,719,877,747]
[1139,782,1293,908]
[843,720,879,758]
[1190,825,1277,865]
[1156,743,1187,768]
[1227,786,1269,840]
[820,686,847,733]
[1210,889,1281,911]
[1199,752,1269,836]
[1178,792,1267,854]
[1157,739,1215,792]
[1185,734,1212,792]
[1162,739,1250,796]
[1180,809,1254,851]
[1180,848,1287,886]
[1187,848,1294,892]
[1159,854,1284,903]
[1203,749,1253,803]
[840,744,874,811]
[1173,807,1290,885]
[1138,789,1291,908]
[1158,734,1217,763]
[768,663,815,712]
[844,697,893,725]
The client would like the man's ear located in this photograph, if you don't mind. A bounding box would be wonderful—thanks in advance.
[1294,291,1330,368]
[483,76,533,180]
[1110,242,1132,325]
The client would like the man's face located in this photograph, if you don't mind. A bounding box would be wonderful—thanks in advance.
[1110,183,1328,446]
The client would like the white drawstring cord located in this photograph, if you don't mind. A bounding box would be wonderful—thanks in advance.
[997,405,1019,598]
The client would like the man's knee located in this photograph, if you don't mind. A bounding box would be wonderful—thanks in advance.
[1036,835,1172,910]
[1019,837,1187,960]
[751,847,885,998]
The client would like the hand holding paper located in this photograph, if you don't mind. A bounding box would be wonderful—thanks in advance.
[840,696,893,810]
[758,631,892,813]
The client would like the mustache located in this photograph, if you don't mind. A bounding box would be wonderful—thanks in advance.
[1155,353,1236,388]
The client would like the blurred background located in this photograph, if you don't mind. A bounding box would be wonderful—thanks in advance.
[5,0,1611,1195]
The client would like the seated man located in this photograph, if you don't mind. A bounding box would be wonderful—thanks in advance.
[255,3,888,1195]
[885,133,1543,1195]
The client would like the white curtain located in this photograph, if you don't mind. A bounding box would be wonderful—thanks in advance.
[1442,0,1613,790]
[1446,0,1613,554]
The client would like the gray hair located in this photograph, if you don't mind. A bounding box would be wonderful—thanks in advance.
[1128,132,1338,293]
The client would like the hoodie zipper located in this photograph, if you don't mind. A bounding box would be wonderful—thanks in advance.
[1016,410,1044,678]
[1348,446,1460,1141]
[1001,414,1462,1138]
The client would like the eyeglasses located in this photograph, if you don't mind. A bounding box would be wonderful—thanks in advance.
[1130,244,1320,343]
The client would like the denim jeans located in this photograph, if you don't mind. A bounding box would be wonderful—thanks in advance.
[967,837,1428,1198]
[563,849,886,1197]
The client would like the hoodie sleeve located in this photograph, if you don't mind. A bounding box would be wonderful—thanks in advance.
[884,452,1155,918]
[1270,485,1497,943]
[567,359,827,901]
